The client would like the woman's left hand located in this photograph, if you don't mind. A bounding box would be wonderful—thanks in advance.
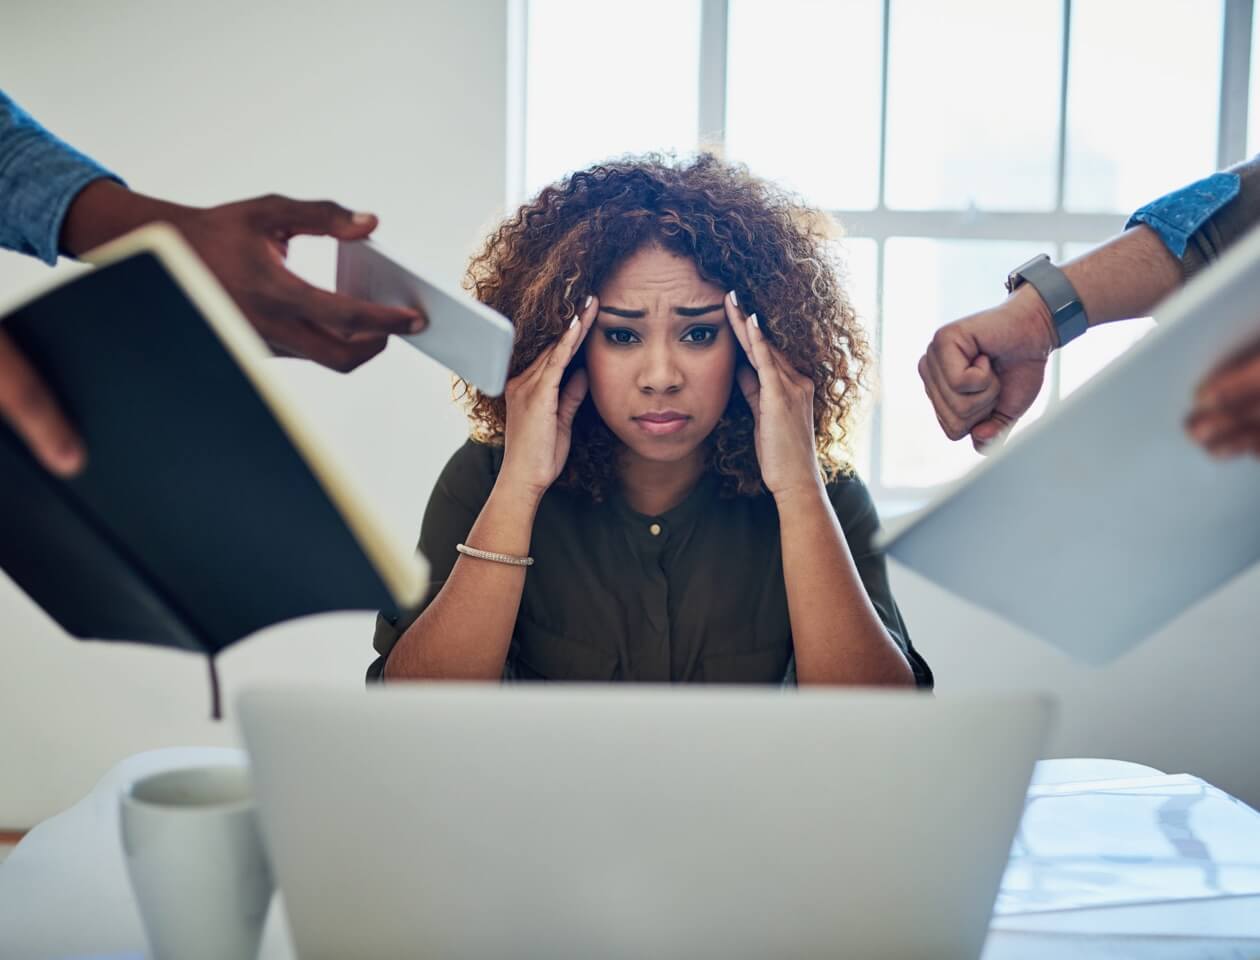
[724,291,823,499]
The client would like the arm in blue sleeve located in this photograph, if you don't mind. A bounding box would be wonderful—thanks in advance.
[1126,172,1240,260]
[1127,154,1260,282]
[0,90,124,265]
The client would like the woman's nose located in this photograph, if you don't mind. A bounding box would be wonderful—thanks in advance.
[637,343,683,394]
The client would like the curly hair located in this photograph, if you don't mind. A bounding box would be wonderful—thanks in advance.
[459,152,870,500]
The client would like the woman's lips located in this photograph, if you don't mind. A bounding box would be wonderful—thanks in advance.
[633,412,691,436]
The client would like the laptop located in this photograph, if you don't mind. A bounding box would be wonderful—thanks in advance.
[878,221,1260,663]
[237,685,1052,960]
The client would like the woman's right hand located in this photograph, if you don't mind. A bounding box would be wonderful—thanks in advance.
[499,295,598,500]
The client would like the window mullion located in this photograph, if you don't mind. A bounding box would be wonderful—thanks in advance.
[877,0,892,210]
[698,0,730,149]
[506,0,529,208]
[830,209,1123,245]
[1054,0,1072,212]
[1219,0,1253,167]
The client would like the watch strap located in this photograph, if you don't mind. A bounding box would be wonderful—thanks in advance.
[1007,254,1088,348]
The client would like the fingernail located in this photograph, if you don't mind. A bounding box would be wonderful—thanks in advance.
[55,441,86,475]
[569,316,579,330]
[729,290,739,307]
[352,211,375,225]
[584,295,593,309]
[409,313,427,334]
[749,313,760,330]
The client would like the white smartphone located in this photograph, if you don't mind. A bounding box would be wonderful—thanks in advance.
[335,239,514,395]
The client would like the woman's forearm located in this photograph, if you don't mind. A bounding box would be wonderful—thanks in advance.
[384,481,541,681]
[775,484,915,687]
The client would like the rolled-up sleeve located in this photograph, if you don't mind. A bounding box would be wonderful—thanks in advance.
[0,90,124,264]
[1126,155,1260,282]
[828,476,934,689]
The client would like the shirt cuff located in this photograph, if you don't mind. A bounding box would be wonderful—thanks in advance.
[38,166,122,265]
[1126,172,1241,259]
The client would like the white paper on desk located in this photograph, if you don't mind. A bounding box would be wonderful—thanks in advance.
[994,774,1260,916]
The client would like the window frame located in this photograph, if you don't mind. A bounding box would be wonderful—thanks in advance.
[516,0,1256,504]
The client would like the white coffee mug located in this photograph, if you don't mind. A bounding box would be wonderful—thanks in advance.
[120,765,274,960]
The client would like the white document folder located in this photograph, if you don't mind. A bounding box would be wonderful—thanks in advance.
[879,223,1260,663]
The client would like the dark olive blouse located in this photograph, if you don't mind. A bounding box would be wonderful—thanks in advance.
[369,440,932,687]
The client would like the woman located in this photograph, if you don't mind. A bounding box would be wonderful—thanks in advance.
[370,154,931,687]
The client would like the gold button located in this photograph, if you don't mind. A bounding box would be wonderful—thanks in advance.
[649,522,662,537]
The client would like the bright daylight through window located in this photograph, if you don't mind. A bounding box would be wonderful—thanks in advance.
[520,0,1250,500]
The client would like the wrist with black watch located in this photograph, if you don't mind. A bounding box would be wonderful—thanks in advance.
[1005,253,1089,349]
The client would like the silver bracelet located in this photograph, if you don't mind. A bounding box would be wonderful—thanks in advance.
[456,543,534,567]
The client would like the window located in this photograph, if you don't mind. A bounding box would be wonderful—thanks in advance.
[519,0,1252,501]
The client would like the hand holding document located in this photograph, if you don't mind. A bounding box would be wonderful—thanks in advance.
[1186,336,1260,458]
[880,223,1260,663]
[336,240,514,396]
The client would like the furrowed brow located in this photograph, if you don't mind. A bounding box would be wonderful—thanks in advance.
[599,306,647,319]
[675,304,725,318]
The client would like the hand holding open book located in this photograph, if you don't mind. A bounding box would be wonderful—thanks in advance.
[0,224,429,716]
[2,189,429,476]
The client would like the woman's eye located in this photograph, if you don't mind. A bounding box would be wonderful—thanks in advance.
[605,329,639,345]
[682,326,717,344]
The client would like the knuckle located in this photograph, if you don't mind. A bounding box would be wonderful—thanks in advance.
[330,342,377,373]
[930,324,959,353]
[314,199,345,220]
[1219,383,1245,406]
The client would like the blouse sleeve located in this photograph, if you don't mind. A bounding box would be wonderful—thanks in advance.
[826,473,934,689]
[366,439,499,682]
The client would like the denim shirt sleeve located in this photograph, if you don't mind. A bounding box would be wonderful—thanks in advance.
[0,89,124,265]
[1126,172,1241,259]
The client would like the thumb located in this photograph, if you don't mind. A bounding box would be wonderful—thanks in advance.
[971,411,1015,454]
[253,196,378,240]
[557,369,588,432]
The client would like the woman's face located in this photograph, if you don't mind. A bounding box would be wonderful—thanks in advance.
[586,245,738,467]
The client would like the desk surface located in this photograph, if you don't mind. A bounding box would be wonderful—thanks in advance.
[1,750,1257,960]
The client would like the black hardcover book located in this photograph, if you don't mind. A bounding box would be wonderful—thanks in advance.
[0,225,426,709]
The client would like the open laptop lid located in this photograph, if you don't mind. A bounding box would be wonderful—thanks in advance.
[238,685,1051,960]
[878,223,1260,664]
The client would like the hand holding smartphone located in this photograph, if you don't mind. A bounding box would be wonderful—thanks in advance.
[335,240,514,395]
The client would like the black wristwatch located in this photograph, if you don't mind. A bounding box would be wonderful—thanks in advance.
[1005,254,1088,348]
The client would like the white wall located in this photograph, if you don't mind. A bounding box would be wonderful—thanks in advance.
[2,1,1257,830]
